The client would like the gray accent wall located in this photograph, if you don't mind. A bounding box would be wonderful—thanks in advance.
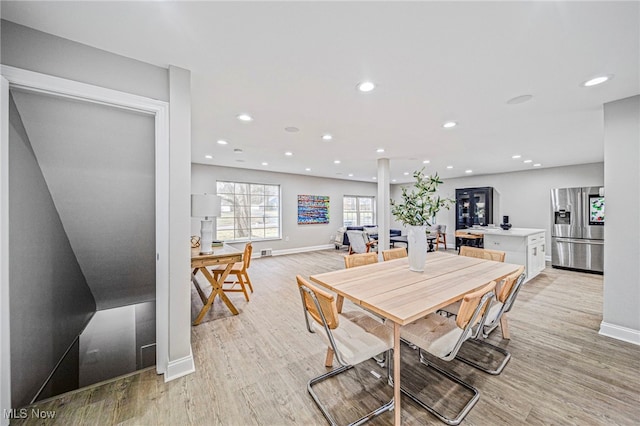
[8,94,95,408]
[1,20,169,101]
[11,90,156,310]
[392,162,605,250]
[191,164,378,253]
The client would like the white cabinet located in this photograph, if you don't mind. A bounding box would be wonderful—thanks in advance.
[475,228,546,283]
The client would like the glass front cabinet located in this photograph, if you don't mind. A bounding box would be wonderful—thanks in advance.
[455,187,495,229]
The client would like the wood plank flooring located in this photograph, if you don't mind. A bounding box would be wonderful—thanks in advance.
[13,249,640,425]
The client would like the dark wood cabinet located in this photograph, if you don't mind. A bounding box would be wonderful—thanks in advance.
[455,187,496,229]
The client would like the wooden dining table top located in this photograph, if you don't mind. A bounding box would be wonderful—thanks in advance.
[310,251,522,325]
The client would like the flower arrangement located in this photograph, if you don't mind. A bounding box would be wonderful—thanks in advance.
[390,168,454,226]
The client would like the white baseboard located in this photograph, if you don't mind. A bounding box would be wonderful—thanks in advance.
[272,244,334,257]
[599,322,640,345]
[164,350,195,382]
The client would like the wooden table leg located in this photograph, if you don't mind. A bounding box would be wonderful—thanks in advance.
[393,322,401,425]
[336,295,344,313]
[192,263,239,325]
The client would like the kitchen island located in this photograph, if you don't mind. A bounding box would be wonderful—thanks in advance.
[456,227,546,282]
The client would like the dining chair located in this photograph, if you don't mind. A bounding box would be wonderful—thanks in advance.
[211,242,253,301]
[346,230,376,254]
[435,225,447,251]
[296,275,394,425]
[459,245,506,262]
[344,252,378,268]
[438,266,526,375]
[381,247,407,261]
[399,281,496,426]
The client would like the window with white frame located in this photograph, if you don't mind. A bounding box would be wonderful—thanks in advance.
[343,196,376,226]
[216,181,281,241]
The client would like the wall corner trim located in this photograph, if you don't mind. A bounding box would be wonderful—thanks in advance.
[598,321,640,346]
[164,351,195,382]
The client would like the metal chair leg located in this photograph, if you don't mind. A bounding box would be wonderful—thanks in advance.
[308,350,395,426]
[455,338,511,375]
[400,348,480,426]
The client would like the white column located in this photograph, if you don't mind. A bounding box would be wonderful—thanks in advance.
[377,158,391,255]
[601,95,640,345]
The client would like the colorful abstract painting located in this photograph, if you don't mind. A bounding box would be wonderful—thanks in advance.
[298,195,330,224]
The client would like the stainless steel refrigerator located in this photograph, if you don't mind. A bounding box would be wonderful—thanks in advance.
[550,187,604,273]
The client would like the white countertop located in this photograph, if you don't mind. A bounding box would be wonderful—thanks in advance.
[458,227,545,237]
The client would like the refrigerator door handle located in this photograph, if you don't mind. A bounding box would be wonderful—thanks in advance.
[555,238,604,245]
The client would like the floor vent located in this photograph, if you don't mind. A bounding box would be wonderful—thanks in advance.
[261,248,273,257]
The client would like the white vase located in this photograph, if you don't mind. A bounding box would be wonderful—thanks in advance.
[407,225,428,272]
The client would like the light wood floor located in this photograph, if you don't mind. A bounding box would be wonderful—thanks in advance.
[14,249,640,425]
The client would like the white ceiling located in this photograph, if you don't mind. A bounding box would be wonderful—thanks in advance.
[2,1,639,183]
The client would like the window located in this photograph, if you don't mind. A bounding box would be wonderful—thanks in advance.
[343,196,376,226]
[216,181,281,241]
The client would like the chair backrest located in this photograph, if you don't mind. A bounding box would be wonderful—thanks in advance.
[344,252,378,268]
[459,246,506,262]
[243,242,253,270]
[346,230,369,254]
[382,247,407,261]
[455,281,496,330]
[497,265,525,304]
[296,275,339,329]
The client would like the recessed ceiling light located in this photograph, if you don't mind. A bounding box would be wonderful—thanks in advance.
[465,169,473,174]
[233,148,243,154]
[392,179,397,182]
[512,154,521,159]
[334,160,341,164]
[217,140,228,145]
[348,173,354,177]
[305,167,311,171]
[284,126,299,132]
[533,163,542,167]
[236,113,253,121]
[443,121,457,129]
[446,165,454,169]
[523,159,532,163]
[261,162,268,166]
[357,81,375,92]
[423,160,430,164]
[506,94,533,105]
[376,148,385,153]
[403,172,409,176]
[322,134,333,141]
[582,75,613,87]
[372,177,377,180]
[285,151,293,156]
[205,155,213,159]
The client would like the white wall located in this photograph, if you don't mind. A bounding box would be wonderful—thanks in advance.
[191,164,378,254]
[391,163,605,251]
[601,95,640,344]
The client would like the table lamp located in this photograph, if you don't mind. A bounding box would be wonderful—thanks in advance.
[191,194,221,254]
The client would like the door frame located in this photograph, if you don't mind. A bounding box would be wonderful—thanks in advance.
[0,65,171,415]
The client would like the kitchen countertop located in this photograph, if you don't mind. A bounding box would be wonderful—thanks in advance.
[457,227,545,237]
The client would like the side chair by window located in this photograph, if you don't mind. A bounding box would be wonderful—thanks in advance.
[211,242,253,301]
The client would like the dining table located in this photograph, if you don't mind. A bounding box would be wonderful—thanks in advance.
[191,244,243,325]
[309,251,522,425]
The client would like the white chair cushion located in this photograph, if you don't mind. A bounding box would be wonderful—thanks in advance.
[400,314,467,359]
[311,310,393,366]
